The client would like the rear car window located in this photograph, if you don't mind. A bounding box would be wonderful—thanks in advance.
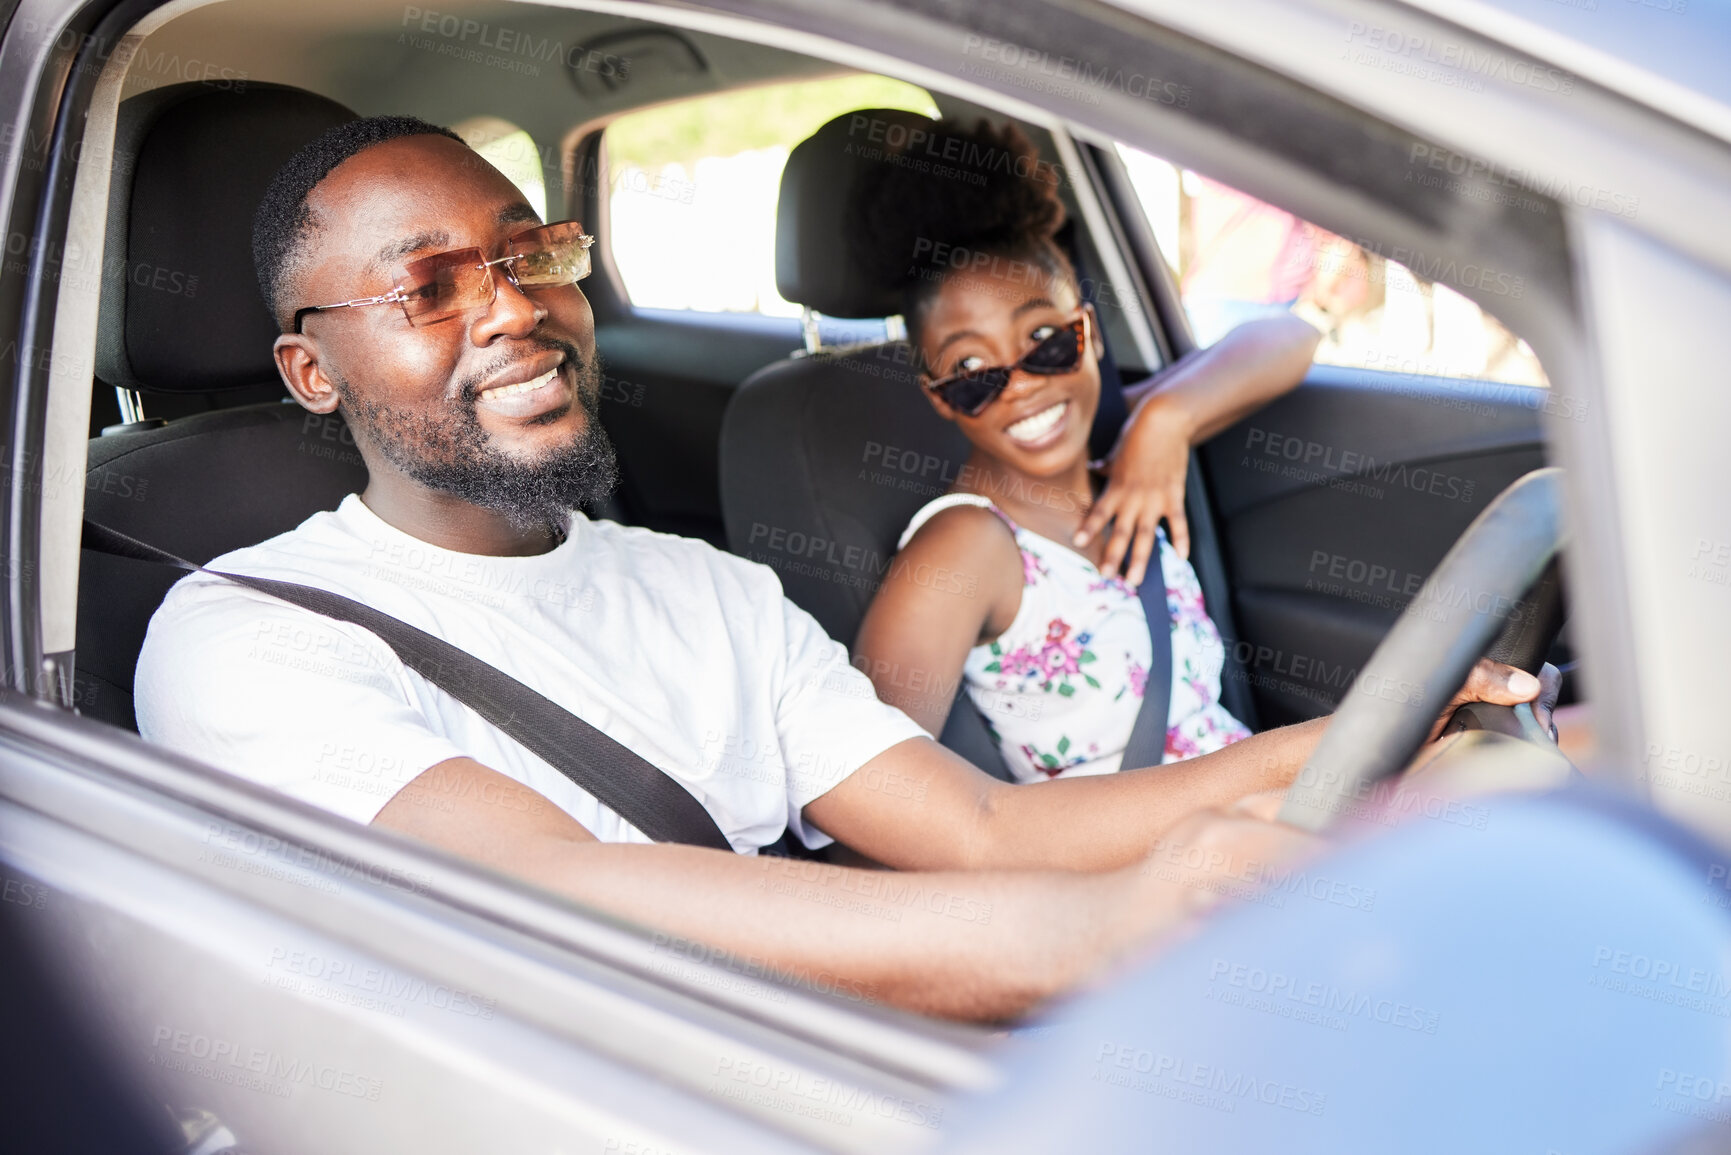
[455,116,548,221]
[1117,144,1548,387]
[603,74,938,315]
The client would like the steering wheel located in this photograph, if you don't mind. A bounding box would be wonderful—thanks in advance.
[1278,468,1569,833]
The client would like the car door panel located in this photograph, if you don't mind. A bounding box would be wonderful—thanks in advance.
[1199,365,1548,726]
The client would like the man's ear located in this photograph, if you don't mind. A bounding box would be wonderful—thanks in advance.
[273,334,340,415]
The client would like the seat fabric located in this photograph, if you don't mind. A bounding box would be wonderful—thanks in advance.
[76,83,362,729]
[78,404,369,729]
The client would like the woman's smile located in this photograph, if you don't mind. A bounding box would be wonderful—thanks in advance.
[1004,399,1071,448]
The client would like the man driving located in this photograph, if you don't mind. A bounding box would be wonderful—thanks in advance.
[136,116,1551,1021]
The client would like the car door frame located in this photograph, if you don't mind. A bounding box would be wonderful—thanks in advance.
[3,0,1730,1145]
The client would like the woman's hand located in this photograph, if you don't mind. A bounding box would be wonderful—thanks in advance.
[1075,394,1193,587]
[1073,314,1320,587]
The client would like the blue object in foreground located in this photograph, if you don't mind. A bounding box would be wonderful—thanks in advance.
[945,788,1731,1155]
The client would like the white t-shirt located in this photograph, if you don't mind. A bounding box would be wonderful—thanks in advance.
[135,495,926,852]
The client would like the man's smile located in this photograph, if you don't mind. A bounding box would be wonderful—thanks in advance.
[475,357,570,420]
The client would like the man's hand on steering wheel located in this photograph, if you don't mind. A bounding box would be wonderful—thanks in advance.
[1428,658,1562,744]
[1139,664,1561,917]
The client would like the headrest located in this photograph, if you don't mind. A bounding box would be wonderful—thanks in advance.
[720,342,969,646]
[773,108,936,319]
[97,83,356,394]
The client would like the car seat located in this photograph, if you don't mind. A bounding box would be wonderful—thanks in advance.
[76,83,365,730]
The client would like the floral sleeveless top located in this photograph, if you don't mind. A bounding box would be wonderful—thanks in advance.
[898,494,1250,782]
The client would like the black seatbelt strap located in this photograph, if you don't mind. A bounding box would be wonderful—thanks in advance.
[1119,563,1175,771]
[83,519,733,851]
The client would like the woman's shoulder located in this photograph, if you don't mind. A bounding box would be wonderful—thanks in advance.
[891,495,1026,615]
[900,493,1003,548]
[898,493,1020,555]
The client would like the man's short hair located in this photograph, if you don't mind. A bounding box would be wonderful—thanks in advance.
[252,115,465,328]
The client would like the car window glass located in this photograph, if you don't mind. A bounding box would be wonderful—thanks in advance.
[1116,144,1549,387]
[603,74,938,316]
[455,116,547,221]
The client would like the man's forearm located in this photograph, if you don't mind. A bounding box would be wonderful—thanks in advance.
[378,758,1202,1021]
[965,717,1327,872]
[506,839,1179,1021]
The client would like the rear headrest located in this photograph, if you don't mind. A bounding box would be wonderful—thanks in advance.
[97,83,356,394]
[773,108,936,319]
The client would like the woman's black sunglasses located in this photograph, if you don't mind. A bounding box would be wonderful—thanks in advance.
[924,312,1090,417]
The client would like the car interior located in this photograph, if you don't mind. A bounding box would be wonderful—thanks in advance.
[69,0,1571,825]
[10,0,1678,1146]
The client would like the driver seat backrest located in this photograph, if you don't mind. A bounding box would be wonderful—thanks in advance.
[75,84,365,730]
[718,111,1129,779]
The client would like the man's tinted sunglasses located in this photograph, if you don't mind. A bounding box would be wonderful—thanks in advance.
[924,311,1091,417]
[292,220,593,334]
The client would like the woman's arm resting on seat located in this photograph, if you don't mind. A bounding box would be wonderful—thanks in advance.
[1117,313,1322,441]
[1081,313,1322,578]
[372,756,1298,1021]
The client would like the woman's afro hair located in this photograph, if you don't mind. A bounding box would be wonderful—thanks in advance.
[847,118,1072,305]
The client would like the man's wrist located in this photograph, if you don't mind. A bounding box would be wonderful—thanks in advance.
[1119,859,1208,942]
[1267,716,1329,791]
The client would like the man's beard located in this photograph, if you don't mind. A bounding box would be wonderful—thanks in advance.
[335,338,619,533]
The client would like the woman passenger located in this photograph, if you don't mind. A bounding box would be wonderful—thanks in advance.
[851,120,1321,780]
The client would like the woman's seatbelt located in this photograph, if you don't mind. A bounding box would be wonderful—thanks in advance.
[942,568,1175,776]
[82,519,733,851]
[1118,569,1175,772]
